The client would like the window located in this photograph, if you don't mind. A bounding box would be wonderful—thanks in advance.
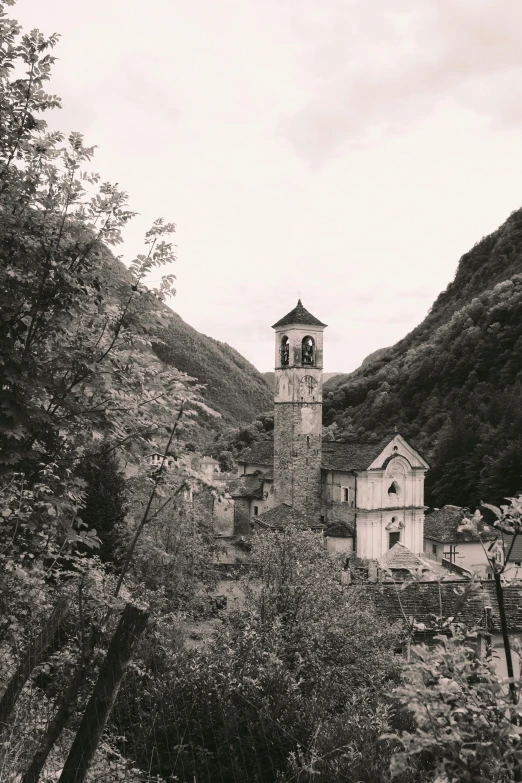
[343,487,349,503]
[253,506,258,516]
[389,531,400,549]
[516,561,521,567]
[280,336,289,367]
[432,544,437,555]
[301,336,315,366]
[444,544,457,564]
[388,482,398,495]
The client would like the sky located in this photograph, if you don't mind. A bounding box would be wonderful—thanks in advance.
[12,0,522,372]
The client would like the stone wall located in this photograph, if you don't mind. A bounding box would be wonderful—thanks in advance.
[274,402,322,519]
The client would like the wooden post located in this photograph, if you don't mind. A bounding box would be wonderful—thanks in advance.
[0,597,69,733]
[20,629,96,783]
[493,571,517,704]
[58,603,148,783]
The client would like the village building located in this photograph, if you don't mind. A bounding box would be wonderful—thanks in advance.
[358,579,522,680]
[423,505,501,579]
[229,300,430,561]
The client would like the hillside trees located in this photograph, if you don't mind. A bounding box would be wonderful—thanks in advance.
[0,0,206,564]
[322,269,522,508]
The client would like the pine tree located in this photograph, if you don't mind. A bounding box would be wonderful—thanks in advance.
[77,448,127,565]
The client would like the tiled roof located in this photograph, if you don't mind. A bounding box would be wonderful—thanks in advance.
[254,503,323,531]
[239,435,424,473]
[228,474,264,500]
[424,505,497,543]
[272,299,327,329]
[321,438,392,472]
[378,542,432,572]
[354,580,522,632]
[238,441,274,467]
[503,534,522,562]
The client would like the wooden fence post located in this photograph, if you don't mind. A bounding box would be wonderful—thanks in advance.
[20,629,96,783]
[58,603,148,783]
[0,597,69,733]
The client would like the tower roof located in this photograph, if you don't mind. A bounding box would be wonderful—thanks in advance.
[272,299,327,329]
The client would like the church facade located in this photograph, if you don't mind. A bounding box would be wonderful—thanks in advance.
[230,300,429,560]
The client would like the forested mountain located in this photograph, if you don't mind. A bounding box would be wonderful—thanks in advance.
[323,208,522,509]
[103,253,272,429]
[154,314,272,425]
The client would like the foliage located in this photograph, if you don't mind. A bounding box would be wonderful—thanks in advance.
[388,630,522,783]
[0,1,221,779]
[323,209,522,508]
[75,446,128,565]
[113,527,404,782]
[213,410,274,464]
[122,466,219,613]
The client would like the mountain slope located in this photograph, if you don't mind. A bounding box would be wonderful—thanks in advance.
[323,207,522,509]
[103,252,272,428]
[154,316,272,424]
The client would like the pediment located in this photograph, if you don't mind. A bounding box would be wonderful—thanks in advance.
[367,434,429,472]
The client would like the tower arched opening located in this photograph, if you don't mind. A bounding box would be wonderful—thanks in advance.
[301,335,315,366]
[280,335,289,367]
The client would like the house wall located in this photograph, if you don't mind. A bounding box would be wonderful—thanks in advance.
[424,538,492,578]
[213,495,235,537]
[354,449,425,559]
[249,481,277,518]
[356,465,425,511]
[322,471,356,525]
[239,461,272,476]
[491,634,521,680]
[356,509,424,559]
[234,498,252,536]
[326,536,354,556]
[504,562,522,580]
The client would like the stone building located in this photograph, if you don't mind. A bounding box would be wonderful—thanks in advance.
[232,300,430,560]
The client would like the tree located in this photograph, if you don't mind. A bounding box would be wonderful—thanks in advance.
[0,0,207,569]
[0,2,211,777]
[75,447,127,565]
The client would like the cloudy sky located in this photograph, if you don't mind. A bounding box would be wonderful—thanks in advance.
[13,0,522,371]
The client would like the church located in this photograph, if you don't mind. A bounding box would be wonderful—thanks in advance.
[229,299,429,560]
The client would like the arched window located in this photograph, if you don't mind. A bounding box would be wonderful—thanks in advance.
[280,336,289,367]
[302,335,315,366]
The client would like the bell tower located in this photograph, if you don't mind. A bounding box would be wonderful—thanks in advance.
[272,300,327,519]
